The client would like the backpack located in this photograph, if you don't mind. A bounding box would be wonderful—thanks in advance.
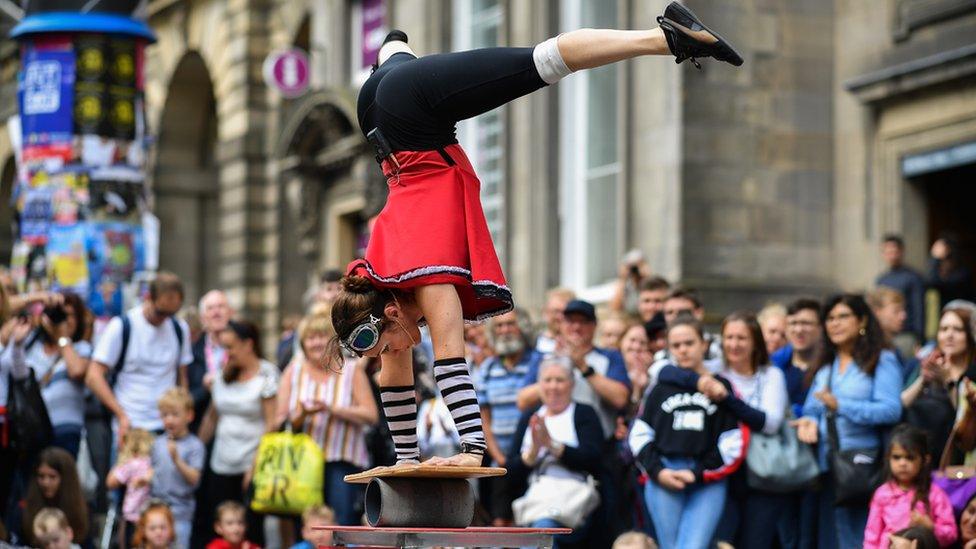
[85,315,185,419]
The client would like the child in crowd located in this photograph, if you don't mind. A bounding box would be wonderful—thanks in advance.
[612,531,658,549]
[206,501,261,549]
[289,504,336,549]
[32,508,81,549]
[132,502,176,549]
[864,425,957,548]
[107,429,155,545]
[151,388,205,549]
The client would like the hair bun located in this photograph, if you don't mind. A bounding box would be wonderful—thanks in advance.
[342,275,376,295]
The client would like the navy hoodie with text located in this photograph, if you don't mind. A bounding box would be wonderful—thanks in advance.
[628,374,749,483]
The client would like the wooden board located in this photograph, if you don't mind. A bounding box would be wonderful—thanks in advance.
[344,464,506,484]
[317,525,571,548]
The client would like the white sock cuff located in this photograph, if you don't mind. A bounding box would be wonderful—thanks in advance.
[379,41,417,65]
[533,35,572,84]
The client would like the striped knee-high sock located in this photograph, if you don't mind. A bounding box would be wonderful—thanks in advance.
[433,357,487,455]
[380,385,420,464]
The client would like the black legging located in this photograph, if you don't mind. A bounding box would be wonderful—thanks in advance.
[357,47,548,152]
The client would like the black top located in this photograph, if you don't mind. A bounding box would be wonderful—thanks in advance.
[356,47,545,152]
[632,376,747,483]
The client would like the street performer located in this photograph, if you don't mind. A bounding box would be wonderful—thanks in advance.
[331,2,743,468]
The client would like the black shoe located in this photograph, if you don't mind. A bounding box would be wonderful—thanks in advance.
[657,2,743,69]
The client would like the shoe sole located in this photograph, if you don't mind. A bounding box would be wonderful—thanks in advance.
[667,1,744,66]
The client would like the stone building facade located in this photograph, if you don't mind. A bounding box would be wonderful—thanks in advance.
[0,0,973,335]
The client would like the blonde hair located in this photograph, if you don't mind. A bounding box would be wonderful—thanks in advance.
[612,531,658,549]
[546,286,576,303]
[302,504,336,525]
[33,508,70,540]
[215,500,246,523]
[757,303,787,326]
[297,313,336,346]
[118,429,154,463]
[867,286,905,310]
[157,387,194,412]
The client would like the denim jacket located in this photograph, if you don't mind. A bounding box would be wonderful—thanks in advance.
[802,350,902,469]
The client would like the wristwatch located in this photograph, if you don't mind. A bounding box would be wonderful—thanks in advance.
[581,366,596,378]
[57,336,71,348]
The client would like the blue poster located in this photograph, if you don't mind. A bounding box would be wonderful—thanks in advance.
[20,185,55,244]
[19,47,75,145]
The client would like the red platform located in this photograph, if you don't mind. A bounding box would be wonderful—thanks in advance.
[315,525,573,548]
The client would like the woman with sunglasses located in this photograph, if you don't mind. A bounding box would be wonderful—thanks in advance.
[334,4,743,469]
[277,313,378,525]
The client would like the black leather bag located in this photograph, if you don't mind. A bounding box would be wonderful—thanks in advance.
[7,370,54,458]
[827,410,882,506]
[825,366,882,506]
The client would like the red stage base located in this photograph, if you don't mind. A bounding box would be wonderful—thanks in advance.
[316,525,572,548]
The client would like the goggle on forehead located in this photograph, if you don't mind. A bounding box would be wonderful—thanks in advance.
[342,313,385,357]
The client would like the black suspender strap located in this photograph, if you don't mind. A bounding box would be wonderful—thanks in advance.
[436,147,456,166]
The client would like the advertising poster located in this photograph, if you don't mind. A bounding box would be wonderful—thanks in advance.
[19,44,75,145]
[47,223,90,294]
[89,221,144,283]
[20,185,54,244]
[11,32,149,306]
[73,34,107,136]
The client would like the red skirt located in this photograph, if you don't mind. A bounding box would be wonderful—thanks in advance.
[347,144,512,322]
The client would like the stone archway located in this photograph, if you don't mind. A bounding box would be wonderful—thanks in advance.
[275,91,375,315]
[153,52,218,302]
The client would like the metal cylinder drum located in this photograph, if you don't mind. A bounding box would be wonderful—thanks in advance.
[364,477,474,528]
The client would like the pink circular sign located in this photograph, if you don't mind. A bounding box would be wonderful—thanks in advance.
[263,49,310,98]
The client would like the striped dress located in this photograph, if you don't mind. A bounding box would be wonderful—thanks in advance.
[287,358,370,469]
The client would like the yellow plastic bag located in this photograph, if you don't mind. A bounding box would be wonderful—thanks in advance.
[250,431,324,515]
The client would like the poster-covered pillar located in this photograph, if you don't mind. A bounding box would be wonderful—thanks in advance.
[9,0,158,321]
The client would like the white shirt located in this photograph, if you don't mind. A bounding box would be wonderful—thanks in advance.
[705,358,789,435]
[92,306,193,431]
[210,360,279,475]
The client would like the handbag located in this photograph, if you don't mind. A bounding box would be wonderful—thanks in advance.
[249,429,325,515]
[6,370,54,458]
[824,365,882,506]
[512,473,600,529]
[745,369,819,492]
[746,410,820,493]
[933,427,976,517]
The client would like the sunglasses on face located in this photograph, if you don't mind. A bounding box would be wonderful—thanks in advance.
[342,314,385,357]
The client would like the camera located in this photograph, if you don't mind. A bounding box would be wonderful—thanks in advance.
[43,305,67,325]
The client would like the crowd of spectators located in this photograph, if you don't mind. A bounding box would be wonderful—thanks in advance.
[3,234,976,549]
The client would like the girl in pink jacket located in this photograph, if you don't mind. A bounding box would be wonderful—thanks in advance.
[864,425,957,548]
